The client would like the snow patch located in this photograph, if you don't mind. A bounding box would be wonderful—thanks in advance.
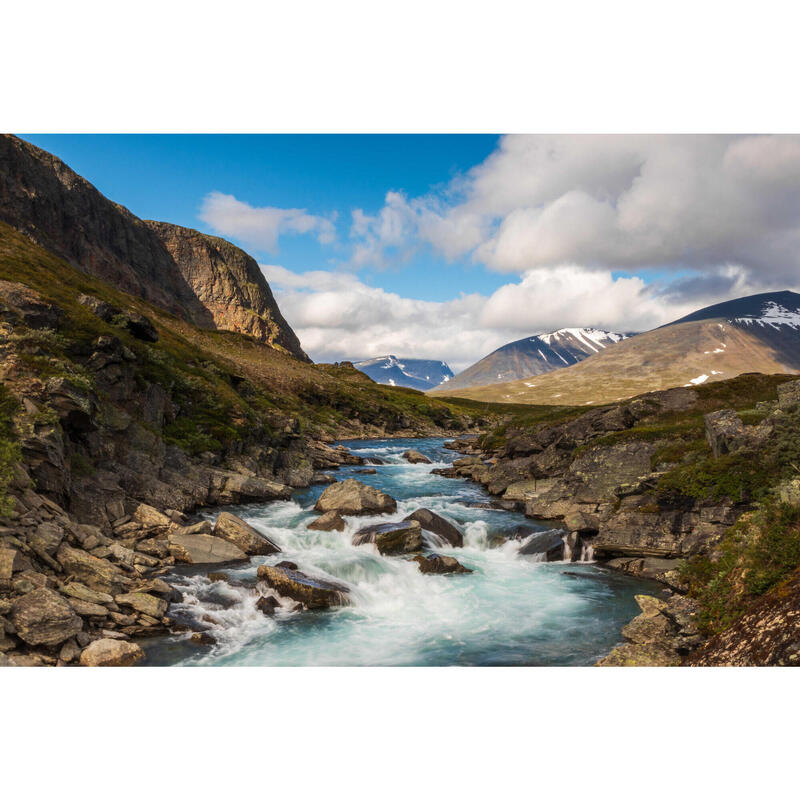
[732,301,800,329]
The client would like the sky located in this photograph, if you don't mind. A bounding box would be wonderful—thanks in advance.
[20,134,800,372]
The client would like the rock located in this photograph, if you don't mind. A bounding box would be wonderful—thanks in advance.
[352,520,423,555]
[168,534,248,565]
[79,638,145,666]
[704,409,748,458]
[29,522,65,555]
[174,520,213,536]
[191,632,216,646]
[275,561,299,570]
[11,588,83,646]
[0,280,64,328]
[212,512,280,555]
[606,557,687,590]
[207,572,229,583]
[311,472,337,485]
[115,592,168,619]
[132,503,171,529]
[518,530,565,561]
[402,450,431,464]
[431,467,458,478]
[355,468,377,475]
[403,508,463,547]
[596,641,681,666]
[255,595,280,616]
[58,638,80,663]
[68,598,109,617]
[314,479,397,516]
[256,565,349,609]
[412,554,472,575]
[308,511,346,532]
[56,544,129,594]
[0,547,29,580]
[453,455,482,467]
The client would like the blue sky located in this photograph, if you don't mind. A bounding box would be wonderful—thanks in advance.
[20,134,506,302]
[17,135,797,370]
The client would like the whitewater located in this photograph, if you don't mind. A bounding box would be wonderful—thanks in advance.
[146,437,660,666]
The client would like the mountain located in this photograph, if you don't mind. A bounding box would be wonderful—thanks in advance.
[0,134,308,360]
[432,291,800,406]
[352,355,454,390]
[444,328,630,390]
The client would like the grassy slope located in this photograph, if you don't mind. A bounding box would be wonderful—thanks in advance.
[0,222,494,453]
[431,319,795,406]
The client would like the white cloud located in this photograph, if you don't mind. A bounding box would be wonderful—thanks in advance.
[199,191,336,252]
[350,135,800,285]
[262,262,785,373]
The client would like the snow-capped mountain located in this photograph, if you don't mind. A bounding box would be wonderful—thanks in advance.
[442,327,631,391]
[352,355,454,390]
[433,290,800,407]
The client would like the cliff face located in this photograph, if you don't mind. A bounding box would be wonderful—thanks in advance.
[145,221,307,358]
[0,135,308,360]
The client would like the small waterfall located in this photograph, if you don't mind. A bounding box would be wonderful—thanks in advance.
[579,540,595,562]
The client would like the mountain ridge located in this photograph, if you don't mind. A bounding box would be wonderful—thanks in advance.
[0,134,308,360]
[352,355,454,390]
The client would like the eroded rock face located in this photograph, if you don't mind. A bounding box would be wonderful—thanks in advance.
[412,554,472,575]
[11,588,83,646]
[308,511,346,532]
[352,520,423,555]
[79,638,145,666]
[256,565,350,609]
[518,530,565,561]
[403,509,463,547]
[314,479,397,516]
[212,512,280,555]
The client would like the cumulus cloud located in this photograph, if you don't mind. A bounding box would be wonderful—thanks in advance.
[350,135,800,285]
[262,262,785,372]
[199,191,336,253]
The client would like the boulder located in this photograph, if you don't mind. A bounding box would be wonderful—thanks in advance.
[168,534,248,565]
[132,503,172,529]
[29,522,65,555]
[115,592,168,619]
[0,280,64,328]
[352,520,423,555]
[11,588,83,646]
[402,450,432,464]
[518,530,565,561]
[56,544,129,594]
[403,508,463,547]
[213,512,280,555]
[412,554,472,575]
[255,595,281,616]
[79,638,145,666]
[308,511,346,532]
[256,565,350,609]
[704,409,748,458]
[314,479,397,516]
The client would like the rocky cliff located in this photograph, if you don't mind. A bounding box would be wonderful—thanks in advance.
[0,135,308,360]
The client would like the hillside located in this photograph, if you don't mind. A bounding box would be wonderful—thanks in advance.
[352,355,454,390]
[443,328,629,390]
[0,135,307,359]
[435,292,800,405]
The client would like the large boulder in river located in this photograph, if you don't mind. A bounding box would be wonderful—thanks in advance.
[402,450,431,464]
[308,511,346,532]
[412,554,472,575]
[403,508,463,547]
[518,530,565,561]
[213,512,280,555]
[168,533,248,564]
[257,565,350,609]
[352,520,423,555]
[79,638,145,666]
[314,479,397,516]
[11,588,83,646]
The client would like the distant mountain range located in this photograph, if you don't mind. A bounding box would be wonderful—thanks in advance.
[445,328,631,390]
[431,291,800,405]
[352,355,454,390]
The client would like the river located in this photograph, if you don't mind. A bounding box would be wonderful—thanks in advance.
[146,437,661,666]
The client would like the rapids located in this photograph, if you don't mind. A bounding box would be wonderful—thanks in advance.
[146,437,662,666]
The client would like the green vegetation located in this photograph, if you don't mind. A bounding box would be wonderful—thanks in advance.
[0,384,21,516]
[682,499,800,634]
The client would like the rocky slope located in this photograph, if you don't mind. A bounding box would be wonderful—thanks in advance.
[352,355,454,390]
[443,373,800,664]
[0,135,307,359]
[435,292,800,405]
[442,328,629,391]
